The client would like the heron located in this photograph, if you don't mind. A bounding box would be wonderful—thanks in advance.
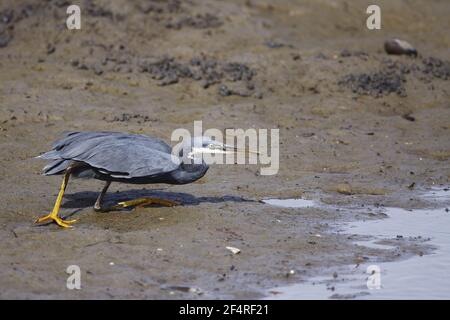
[35,131,246,228]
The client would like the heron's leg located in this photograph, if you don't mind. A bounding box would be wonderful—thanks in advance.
[94,181,111,212]
[35,170,77,228]
[111,197,180,209]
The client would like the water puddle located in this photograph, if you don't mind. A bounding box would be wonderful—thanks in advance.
[261,198,315,208]
[263,189,450,299]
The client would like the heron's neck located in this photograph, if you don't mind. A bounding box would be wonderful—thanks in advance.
[169,162,209,184]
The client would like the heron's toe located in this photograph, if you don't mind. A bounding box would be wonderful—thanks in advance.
[34,213,75,228]
[110,197,181,210]
[35,213,53,224]
[54,218,74,228]
[63,218,78,224]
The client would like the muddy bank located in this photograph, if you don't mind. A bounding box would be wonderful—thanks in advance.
[0,0,449,299]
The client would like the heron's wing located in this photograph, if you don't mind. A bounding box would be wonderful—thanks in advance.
[53,131,172,154]
[71,141,181,178]
[38,131,180,178]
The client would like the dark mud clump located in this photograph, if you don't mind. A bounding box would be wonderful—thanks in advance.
[138,56,193,86]
[0,8,14,24]
[264,40,287,49]
[136,0,182,15]
[339,56,450,97]
[0,9,14,47]
[0,1,79,48]
[138,56,257,92]
[421,57,450,81]
[166,13,222,29]
[104,113,158,124]
[339,49,369,60]
[218,84,260,98]
[84,0,114,19]
[339,70,406,97]
[221,62,255,82]
[0,25,12,48]
[73,49,258,94]
[136,0,221,30]
[189,57,223,88]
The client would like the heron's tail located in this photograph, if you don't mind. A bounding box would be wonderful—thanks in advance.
[36,149,63,160]
[41,159,71,175]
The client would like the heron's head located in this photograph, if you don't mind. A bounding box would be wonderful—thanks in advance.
[186,136,236,160]
[174,136,259,164]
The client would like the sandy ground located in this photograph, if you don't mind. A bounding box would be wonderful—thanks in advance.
[0,0,449,299]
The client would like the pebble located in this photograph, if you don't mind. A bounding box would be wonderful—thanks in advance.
[384,38,417,57]
[226,246,241,255]
[93,64,104,75]
[46,43,56,55]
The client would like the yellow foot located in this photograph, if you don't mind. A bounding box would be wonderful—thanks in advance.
[35,213,77,228]
[112,197,180,209]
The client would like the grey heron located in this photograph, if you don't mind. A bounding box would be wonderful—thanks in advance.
[35,131,244,228]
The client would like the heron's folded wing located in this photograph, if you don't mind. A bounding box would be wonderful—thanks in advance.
[68,140,181,178]
[40,132,179,178]
[52,131,172,154]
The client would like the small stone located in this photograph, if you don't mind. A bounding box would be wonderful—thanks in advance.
[188,287,203,295]
[336,183,353,195]
[46,43,56,55]
[291,53,301,61]
[384,38,417,57]
[93,64,104,75]
[402,113,416,122]
[264,40,284,48]
[219,85,231,96]
[340,49,352,57]
[225,246,241,254]
[254,91,263,99]
[0,9,14,24]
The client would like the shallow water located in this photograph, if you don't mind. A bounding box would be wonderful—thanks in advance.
[264,190,450,299]
[261,198,315,208]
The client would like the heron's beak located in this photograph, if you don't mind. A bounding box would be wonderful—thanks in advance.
[223,144,260,155]
[193,144,260,156]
